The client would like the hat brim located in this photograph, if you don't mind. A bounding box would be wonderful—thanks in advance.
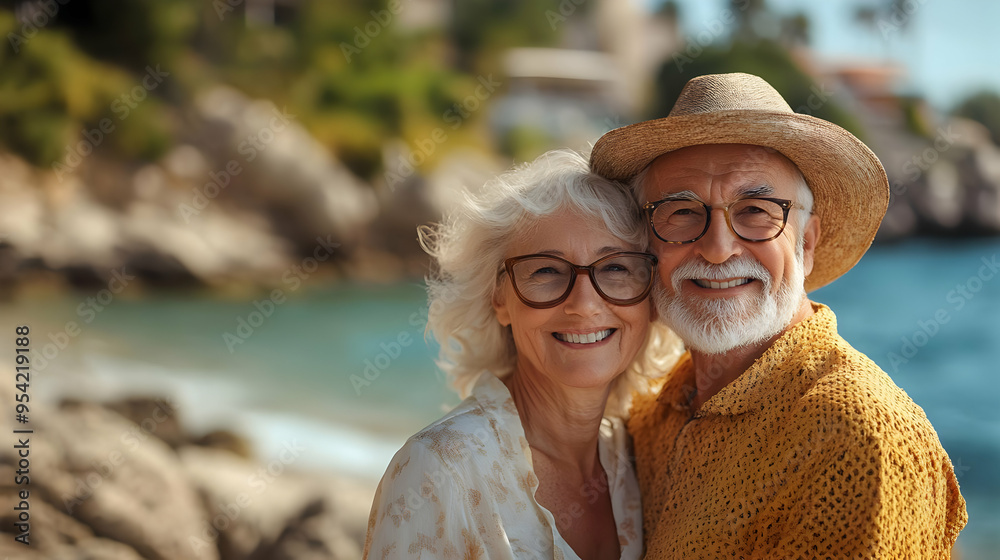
[590,110,890,292]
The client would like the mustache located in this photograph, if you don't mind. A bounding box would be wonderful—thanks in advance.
[670,256,772,292]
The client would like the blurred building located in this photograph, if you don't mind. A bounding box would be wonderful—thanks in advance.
[490,0,680,155]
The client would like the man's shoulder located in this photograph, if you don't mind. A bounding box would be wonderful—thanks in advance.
[628,379,667,423]
[796,336,939,442]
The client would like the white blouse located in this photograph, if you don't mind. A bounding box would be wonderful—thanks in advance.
[363,372,643,559]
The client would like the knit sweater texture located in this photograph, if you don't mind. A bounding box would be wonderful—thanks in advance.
[628,303,967,559]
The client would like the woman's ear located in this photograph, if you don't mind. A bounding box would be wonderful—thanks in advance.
[493,287,512,327]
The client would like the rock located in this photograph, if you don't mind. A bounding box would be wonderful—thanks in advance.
[0,484,145,560]
[918,160,966,231]
[0,362,366,560]
[0,80,385,289]
[53,401,218,560]
[423,147,506,216]
[250,498,361,560]
[0,154,46,279]
[874,117,1000,238]
[194,87,378,252]
[119,197,292,286]
[0,397,218,560]
[966,124,1000,233]
[876,196,919,241]
[190,429,254,460]
[0,155,120,275]
[0,147,297,288]
[178,445,323,558]
[356,146,506,279]
[102,397,186,449]
[178,446,363,560]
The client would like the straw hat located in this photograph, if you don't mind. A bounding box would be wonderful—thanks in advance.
[590,72,889,292]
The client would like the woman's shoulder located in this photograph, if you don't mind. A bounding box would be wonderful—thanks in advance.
[395,374,525,475]
[366,376,537,559]
[407,400,495,461]
[365,396,500,558]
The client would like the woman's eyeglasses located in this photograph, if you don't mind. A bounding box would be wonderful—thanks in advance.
[498,252,657,309]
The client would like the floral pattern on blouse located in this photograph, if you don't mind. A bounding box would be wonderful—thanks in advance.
[364,372,643,559]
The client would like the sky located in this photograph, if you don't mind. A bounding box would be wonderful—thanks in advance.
[643,0,1000,111]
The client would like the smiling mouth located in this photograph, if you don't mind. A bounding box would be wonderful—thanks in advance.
[552,329,615,344]
[691,278,754,289]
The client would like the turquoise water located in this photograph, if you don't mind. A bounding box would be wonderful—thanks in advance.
[2,238,997,556]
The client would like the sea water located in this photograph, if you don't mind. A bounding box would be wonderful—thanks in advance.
[3,238,997,556]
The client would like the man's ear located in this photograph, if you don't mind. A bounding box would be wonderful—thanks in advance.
[801,213,821,276]
[493,286,512,327]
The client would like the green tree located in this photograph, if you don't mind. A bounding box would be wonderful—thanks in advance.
[0,0,578,178]
[0,0,472,178]
[728,0,773,43]
[0,10,171,166]
[852,0,915,46]
[780,12,810,47]
[651,40,863,139]
[448,0,564,72]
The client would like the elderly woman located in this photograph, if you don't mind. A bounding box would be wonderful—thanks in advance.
[364,149,680,559]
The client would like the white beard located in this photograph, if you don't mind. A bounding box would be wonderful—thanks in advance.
[653,247,806,355]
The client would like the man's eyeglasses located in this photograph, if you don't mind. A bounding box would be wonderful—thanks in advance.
[498,252,657,309]
[643,196,805,244]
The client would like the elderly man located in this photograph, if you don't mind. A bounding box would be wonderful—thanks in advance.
[591,73,967,558]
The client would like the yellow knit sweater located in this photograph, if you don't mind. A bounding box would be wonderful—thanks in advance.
[628,304,967,559]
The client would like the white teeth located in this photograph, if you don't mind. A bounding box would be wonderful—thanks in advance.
[694,278,752,289]
[555,329,613,344]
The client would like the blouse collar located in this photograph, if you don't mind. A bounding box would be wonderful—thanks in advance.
[470,371,643,558]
